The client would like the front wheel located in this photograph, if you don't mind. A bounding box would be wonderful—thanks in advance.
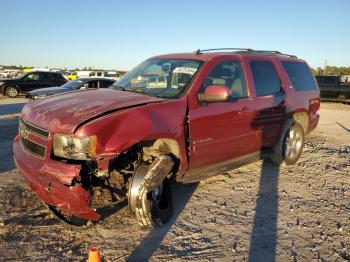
[270,120,305,165]
[5,86,19,98]
[128,156,174,228]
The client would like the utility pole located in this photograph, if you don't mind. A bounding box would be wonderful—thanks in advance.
[324,59,328,75]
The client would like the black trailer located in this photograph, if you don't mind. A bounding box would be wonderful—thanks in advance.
[316,76,350,103]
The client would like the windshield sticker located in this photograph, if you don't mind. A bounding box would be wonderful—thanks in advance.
[173,67,197,75]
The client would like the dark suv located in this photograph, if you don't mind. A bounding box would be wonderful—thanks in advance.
[0,71,67,97]
[13,49,320,227]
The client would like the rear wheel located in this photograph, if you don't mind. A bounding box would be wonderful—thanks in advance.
[5,86,19,98]
[270,120,305,165]
[128,156,174,228]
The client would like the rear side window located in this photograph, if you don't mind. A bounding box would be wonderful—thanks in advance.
[282,61,317,91]
[49,73,63,81]
[99,80,113,88]
[88,81,98,88]
[250,61,282,96]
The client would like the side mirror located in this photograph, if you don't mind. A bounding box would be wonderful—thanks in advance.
[198,85,232,103]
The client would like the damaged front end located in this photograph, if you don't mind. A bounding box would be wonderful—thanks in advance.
[14,137,100,222]
[14,104,182,226]
[14,130,146,225]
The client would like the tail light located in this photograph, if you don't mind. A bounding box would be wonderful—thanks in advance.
[309,98,320,113]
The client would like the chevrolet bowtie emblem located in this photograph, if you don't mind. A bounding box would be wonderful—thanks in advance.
[20,128,30,139]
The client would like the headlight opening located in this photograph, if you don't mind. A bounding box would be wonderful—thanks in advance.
[53,134,96,160]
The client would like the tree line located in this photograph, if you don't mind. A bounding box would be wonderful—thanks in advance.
[311,66,350,76]
[2,64,350,76]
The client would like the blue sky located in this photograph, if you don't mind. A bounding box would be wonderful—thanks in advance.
[0,0,349,70]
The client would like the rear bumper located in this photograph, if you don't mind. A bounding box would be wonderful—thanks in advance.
[13,135,100,221]
[308,113,319,134]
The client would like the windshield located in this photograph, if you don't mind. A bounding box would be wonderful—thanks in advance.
[60,80,84,89]
[16,72,30,79]
[110,59,201,98]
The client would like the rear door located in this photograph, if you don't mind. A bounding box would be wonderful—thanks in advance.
[248,60,287,151]
[40,72,56,87]
[188,60,257,170]
[51,73,67,86]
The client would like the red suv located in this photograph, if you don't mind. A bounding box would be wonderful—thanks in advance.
[13,49,320,227]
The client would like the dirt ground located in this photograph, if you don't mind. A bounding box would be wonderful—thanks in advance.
[0,97,349,261]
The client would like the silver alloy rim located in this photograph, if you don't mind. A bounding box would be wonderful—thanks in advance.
[285,126,303,159]
[8,88,17,97]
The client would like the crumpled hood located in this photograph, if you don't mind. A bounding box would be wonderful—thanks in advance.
[22,89,164,133]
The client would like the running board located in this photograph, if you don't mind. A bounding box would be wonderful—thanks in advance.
[177,150,271,183]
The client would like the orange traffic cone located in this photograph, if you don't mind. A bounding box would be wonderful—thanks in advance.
[88,247,101,262]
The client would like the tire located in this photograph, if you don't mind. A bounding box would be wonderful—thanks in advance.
[5,86,19,98]
[129,157,174,228]
[270,119,305,165]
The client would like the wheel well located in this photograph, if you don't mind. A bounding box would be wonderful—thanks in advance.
[142,139,180,158]
[292,112,309,134]
[112,139,181,175]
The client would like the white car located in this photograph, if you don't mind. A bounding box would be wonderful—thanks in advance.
[0,69,20,78]
[89,71,121,81]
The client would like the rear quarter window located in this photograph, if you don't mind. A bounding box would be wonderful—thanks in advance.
[282,61,317,91]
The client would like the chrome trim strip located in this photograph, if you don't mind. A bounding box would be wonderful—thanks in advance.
[19,118,50,140]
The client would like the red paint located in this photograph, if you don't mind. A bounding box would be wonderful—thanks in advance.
[14,52,320,221]
[13,136,100,221]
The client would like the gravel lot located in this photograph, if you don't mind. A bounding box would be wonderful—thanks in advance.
[0,97,349,261]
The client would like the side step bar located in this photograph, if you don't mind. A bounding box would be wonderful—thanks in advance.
[177,150,271,183]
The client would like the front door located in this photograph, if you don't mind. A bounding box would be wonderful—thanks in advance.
[19,72,45,93]
[188,60,257,170]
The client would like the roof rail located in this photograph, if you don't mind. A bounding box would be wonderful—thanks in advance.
[194,48,254,54]
[194,48,297,58]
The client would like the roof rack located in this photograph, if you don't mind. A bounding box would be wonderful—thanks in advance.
[194,48,297,58]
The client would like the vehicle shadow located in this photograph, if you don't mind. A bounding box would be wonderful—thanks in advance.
[0,118,19,172]
[0,102,25,115]
[126,182,198,261]
[248,160,280,261]
[336,122,350,133]
[248,96,286,261]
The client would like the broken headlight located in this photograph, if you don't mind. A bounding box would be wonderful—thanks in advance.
[53,134,96,160]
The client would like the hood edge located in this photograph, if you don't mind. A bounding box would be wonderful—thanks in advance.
[73,100,164,133]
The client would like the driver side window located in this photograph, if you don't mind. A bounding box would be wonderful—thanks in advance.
[200,61,247,99]
[24,73,41,81]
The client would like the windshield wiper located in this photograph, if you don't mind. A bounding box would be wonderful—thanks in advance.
[125,88,159,98]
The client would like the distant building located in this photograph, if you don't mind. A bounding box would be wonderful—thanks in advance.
[341,75,350,83]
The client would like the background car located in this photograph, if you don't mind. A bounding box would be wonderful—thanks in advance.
[0,71,67,97]
[26,77,115,99]
[0,69,20,78]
